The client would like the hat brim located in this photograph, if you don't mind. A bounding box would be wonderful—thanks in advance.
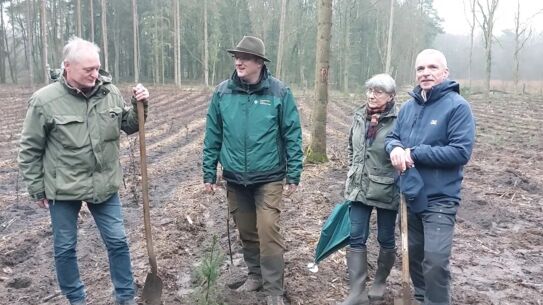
[227,48,270,62]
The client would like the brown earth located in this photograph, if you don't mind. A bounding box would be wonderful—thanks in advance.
[0,84,541,305]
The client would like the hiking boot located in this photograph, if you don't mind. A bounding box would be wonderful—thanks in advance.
[236,275,263,292]
[368,247,396,300]
[266,295,285,305]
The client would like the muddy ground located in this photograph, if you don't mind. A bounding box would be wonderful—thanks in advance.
[0,84,541,305]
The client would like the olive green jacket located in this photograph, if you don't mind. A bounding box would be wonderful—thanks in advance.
[18,72,147,203]
[344,104,399,210]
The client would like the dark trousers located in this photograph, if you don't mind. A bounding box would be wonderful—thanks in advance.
[349,201,398,250]
[227,181,285,296]
[408,201,458,305]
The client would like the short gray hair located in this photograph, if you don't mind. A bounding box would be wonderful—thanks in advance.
[63,37,100,63]
[365,73,396,94]
[416,49,448,68]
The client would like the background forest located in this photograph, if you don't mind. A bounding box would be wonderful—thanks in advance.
[0,0,541,91]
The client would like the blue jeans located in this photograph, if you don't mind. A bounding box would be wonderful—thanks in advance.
[349,201,398,250]
[49,193,135,304]
[408,201,458,305]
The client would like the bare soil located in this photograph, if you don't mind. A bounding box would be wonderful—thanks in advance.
[0,84,541,305]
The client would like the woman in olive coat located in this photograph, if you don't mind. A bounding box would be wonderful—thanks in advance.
[341,73,399,305]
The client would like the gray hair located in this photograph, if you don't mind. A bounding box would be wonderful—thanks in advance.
[416,49,448,68]
[63,37,100,63]
[365,73,396,94]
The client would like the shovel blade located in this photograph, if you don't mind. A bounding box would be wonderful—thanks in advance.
[142,272,163,305]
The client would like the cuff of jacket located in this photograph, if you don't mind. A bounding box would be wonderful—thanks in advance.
[30,191,46,200]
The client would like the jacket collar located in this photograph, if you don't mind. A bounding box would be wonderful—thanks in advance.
[228,65,270,94]
[355,101,399,119]
[59,69,113,99]
[409,79,460,105]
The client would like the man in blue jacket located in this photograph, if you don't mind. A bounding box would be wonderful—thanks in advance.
[385,49,475,305]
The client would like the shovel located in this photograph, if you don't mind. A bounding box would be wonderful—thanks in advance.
[394,194,411,305]
[137,101,163,305]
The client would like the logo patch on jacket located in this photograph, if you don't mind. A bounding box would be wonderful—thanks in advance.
[256,99,271,106]
[430,120,438,125]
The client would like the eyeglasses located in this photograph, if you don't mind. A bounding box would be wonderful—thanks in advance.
[232,53,256,61]
[366,88,387,97]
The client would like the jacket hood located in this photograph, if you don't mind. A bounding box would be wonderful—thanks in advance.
[409,79,460,104]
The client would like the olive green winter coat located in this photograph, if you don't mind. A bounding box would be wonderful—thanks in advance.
[344,104,399,210]
[18,72,147,203]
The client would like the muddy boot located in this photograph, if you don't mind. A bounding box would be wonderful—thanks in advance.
[368,247,396,300]
[340,248,369,305]
[236,274,263,292]
[237,245,263,292]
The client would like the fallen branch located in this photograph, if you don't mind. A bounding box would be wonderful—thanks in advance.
[41,291,61,302]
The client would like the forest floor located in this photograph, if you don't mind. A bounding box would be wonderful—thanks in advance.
[0,84,542,305]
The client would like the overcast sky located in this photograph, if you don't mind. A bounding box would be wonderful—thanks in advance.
[433,0,543,35]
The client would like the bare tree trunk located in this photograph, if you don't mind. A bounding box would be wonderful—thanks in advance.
[27,0,34,88]
[307,0,332,164]
[101,0,108,71]
[275,0,287,79]
[76,0,82,37]
[203,0,209,86]
[132,0,139,82]
[177,0,181,86]
[41,0,48,83]
[8,0,18,83]
[385,0,394,74]
[512,0,532,95]
[172,0,178,86]
[0,2,6,83]
[477,0,499,100]
[464,0,476,89]
[90,0,94,42]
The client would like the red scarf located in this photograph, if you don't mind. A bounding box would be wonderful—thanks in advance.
[366,102,393,145]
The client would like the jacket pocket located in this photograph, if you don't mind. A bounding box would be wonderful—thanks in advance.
[99,106,122,141]
[53,115,88,148]
[365,174,395,203]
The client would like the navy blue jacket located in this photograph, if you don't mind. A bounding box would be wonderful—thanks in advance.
[385,80,475,204]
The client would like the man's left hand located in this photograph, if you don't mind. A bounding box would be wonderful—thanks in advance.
[284,184,298,196]
[133,83,149,102]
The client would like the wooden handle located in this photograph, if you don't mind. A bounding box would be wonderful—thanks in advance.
[400,194,411,304]
[137,102,158,274]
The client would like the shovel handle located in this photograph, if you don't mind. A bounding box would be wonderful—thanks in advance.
[400,194,411,304]
[137,102,158,275]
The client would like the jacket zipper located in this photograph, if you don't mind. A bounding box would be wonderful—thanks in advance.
[243,93,249,186]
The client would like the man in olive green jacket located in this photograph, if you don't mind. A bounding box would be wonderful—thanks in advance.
[18,37,149,305]
[203,36,303,305]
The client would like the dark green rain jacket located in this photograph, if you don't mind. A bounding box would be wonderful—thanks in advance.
[203,66,303,186]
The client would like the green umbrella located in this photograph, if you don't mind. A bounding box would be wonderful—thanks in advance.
[314,200,351,264]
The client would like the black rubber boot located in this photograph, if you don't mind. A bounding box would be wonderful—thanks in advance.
[368,247,396,300]
[340,248,369,305]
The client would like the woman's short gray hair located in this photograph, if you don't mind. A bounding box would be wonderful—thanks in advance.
[63,36,100,63]
[365,73,396,95]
